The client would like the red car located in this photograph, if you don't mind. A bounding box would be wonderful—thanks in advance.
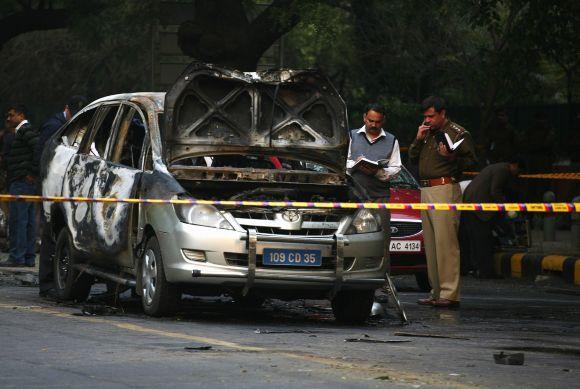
[389,166,430,292]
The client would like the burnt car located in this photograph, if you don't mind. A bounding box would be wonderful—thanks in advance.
[41,63,387,323]
[389,167,429,292]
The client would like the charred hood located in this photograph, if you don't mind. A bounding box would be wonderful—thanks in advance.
[163,62,349,172]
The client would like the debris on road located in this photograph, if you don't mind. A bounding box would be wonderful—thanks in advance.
[254,328,324,334]
[394,331,469,340]
[371,302,386,316]
[493,351,525,365]
[74,304,120,316]
[184,346,213,351]
[344,338,411,344]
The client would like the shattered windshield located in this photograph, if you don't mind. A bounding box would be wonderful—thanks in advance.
[391,166,419,189]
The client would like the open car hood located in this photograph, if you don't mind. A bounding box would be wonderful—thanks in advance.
[163,62,349,172]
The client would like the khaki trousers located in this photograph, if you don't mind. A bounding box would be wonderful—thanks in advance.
[420,183,461,301]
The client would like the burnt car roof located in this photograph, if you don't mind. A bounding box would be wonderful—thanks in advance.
[90,92,166,112]
[163,62,349,172]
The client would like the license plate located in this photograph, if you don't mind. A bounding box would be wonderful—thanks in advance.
[390,240,421,252]
[262,248,322,266]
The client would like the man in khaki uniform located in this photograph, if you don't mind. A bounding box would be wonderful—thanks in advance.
[408,96,477,308]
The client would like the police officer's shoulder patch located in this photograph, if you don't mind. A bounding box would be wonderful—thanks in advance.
[449,121,466,134]
[445,121,468,141]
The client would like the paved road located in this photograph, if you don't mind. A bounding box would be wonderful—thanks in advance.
[0,276,579,388]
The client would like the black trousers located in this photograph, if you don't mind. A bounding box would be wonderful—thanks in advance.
[38,215,55,293]
[459,213,495,278]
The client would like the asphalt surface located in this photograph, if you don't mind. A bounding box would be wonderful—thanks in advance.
[0,274,579,388]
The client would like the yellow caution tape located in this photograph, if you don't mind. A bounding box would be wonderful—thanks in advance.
[463,172,580,180]
[0,194,577,213]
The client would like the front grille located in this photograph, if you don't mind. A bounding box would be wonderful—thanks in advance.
[225,252,355,270]
[391,221,422,237]
[230,209,345,236]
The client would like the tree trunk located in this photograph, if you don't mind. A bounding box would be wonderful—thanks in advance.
[0,8,70,50]
[177,0,302,70]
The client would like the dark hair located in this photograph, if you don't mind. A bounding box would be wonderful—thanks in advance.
[67,95,88,116]
[421,96,446,113]
[364,103,386,116]
[508,154,526,170]
[6,104,28,118]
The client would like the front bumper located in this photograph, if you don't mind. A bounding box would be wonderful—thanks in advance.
[156,219,386,294]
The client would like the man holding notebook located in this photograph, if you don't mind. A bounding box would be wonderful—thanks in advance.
[408,96,477,308]
[347,103,402,267]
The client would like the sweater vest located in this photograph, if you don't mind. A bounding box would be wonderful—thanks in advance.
[349,129,395,199]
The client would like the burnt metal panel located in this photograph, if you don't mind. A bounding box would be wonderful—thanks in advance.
[164,62,348,172]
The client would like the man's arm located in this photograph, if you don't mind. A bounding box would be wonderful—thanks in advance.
[376,139,402,181]
[346,136,355,170]
[408,138,424,164]
[489,166,510,203]
[27,128,40,181]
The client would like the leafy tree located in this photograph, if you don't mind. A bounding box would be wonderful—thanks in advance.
[177,0,352,70]
[525,0,580,106]
[0,1,70,50]
[0,1,154,119]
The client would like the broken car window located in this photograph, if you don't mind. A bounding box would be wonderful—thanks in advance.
[61,108,97,148]
[88,105,120,158]
[111,107,146,168]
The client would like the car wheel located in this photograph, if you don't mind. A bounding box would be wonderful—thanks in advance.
[140,235,180,316]
[415,271,431,292]
[331,290,374,324]
[53,229,92,301]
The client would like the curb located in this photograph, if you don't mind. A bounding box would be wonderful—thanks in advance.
[494,252,580,285]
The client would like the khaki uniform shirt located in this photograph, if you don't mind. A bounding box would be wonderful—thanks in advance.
[408,120,477,180]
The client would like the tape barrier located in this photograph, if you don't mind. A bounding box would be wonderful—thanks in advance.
[0,194,578,213]
[463,172,580,180]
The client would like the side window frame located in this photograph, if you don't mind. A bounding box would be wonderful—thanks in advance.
[78,103,123,158]
[108,102,149,169]
[57,107,98,149]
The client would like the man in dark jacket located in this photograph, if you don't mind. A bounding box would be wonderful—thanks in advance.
[0,116,16,233]
[37,96,87,295]
[460,158,521,277]
[36,95,87,159]
[0,104,39,267]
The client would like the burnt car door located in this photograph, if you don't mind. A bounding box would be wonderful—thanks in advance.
[62,104,121,261]
[90,103,147,270]
[41,107,98,224]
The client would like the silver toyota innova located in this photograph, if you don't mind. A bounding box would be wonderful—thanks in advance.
[40,63,387,323]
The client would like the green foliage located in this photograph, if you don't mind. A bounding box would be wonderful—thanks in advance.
[0,0,156,120]
[283,0,577,137]
[0,0,577,132]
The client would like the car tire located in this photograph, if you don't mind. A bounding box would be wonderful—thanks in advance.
[53,229,92,301]
[415,272,431,292]
[140,235,180,317]
[331,290,374,324]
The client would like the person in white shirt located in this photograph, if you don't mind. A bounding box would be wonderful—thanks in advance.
[347,103,401,266]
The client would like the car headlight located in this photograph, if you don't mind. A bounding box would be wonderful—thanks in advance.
[347,209,380,234]
[174,204,234,230]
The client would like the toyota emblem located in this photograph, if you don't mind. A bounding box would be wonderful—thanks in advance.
[281,210,301,222]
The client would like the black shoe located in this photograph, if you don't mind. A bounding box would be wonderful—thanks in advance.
[0,261,25,267]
